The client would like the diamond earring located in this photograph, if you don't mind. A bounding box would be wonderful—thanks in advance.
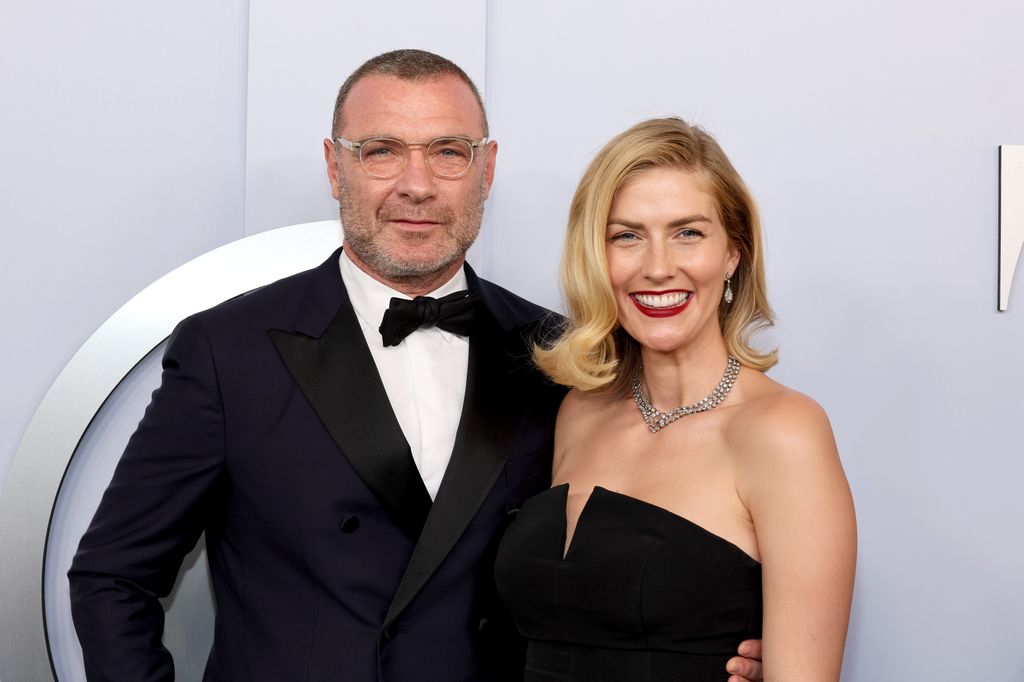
[724,275,734,304]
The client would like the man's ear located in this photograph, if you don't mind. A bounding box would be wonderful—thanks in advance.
[324,138,341,200]
[481,140,498,199]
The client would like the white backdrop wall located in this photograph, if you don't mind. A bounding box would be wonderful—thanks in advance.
[3,1,1024,680]
[1,0,249,497]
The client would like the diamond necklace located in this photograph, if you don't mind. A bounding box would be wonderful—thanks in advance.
[631,356,741,433]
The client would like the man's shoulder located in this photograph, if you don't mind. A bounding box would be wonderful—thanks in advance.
[473,276,564,335]
[188,252,340,335]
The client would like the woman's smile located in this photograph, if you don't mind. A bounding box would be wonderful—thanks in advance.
[629,290,693,317]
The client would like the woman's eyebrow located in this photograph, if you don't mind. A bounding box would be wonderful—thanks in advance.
[607,214,712,228]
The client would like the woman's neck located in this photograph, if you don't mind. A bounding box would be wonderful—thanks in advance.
[639,338,733,410]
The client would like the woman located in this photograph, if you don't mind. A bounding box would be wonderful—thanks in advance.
[495,118,856,681]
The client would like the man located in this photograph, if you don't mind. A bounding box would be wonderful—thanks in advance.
[70,50,763,681]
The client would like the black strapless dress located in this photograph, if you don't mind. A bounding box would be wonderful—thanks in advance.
[494,484,762,681]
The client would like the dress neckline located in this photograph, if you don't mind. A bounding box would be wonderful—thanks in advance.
[551,483,760,564]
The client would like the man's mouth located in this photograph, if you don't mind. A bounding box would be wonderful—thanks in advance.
[390,218,440,225]
[385,216,445,232]
[629,290,692,317]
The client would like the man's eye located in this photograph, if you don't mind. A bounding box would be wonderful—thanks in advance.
[431,143,472,160]
[360,140,403,158]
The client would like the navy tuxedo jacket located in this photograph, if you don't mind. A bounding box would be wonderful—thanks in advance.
[69,249,565,682]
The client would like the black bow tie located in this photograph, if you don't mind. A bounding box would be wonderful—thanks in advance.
[378,290,480,347]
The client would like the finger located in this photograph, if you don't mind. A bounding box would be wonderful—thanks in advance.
[726,656,763,682]
[737,638,763,660]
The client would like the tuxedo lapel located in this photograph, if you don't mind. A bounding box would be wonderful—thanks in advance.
[267,253,549,626]
[384,310,530,626]
[268,269,432,541]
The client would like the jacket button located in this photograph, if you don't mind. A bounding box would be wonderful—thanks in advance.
[339,515,360,533]
[383,626,397,641]
[506,508,520,519]
[478,617,489,632]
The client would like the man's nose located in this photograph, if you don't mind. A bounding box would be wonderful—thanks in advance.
[393,147,437,202]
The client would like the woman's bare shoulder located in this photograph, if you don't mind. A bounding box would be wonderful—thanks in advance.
[732,372,837,468]
[732,372,852,554]
[557,387,619,426]
[553,388,621,469]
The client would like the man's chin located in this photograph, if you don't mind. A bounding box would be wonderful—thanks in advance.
[386,257,460,280]
[345,231,474,284]
[365,248,463,281]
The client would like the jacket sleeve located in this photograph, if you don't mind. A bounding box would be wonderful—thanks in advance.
[68,314,227,681]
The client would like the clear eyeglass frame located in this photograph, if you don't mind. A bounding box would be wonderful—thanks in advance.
[334,135,488,179]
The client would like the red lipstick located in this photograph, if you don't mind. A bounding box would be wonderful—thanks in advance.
[629,290,692,318]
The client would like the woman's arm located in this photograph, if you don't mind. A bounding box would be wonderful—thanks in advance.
[739,392,857,681]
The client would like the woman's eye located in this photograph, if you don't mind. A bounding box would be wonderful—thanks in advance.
[678,228,703,239]
[609,232,639,242]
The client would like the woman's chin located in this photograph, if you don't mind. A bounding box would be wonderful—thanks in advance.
[632,334,690,356]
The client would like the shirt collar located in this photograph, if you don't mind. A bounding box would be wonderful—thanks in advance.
[338,249,470,343]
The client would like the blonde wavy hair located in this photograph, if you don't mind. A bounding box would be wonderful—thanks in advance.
[535,117,776,394]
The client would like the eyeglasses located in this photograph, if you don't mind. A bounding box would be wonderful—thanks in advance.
[334,136,487,179]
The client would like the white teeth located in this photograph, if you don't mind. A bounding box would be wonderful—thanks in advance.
[632,292,691,309]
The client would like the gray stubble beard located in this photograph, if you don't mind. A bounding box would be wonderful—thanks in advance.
[337,171,486,287]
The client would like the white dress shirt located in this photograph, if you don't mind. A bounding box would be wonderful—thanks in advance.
[338,250,470,500]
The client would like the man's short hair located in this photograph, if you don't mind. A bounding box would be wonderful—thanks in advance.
[331,49,488,137]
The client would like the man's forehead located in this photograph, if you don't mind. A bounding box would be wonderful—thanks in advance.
[339,74,485,138]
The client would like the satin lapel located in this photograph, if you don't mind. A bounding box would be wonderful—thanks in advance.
[384,313,529,626]
[268,301,432,541]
